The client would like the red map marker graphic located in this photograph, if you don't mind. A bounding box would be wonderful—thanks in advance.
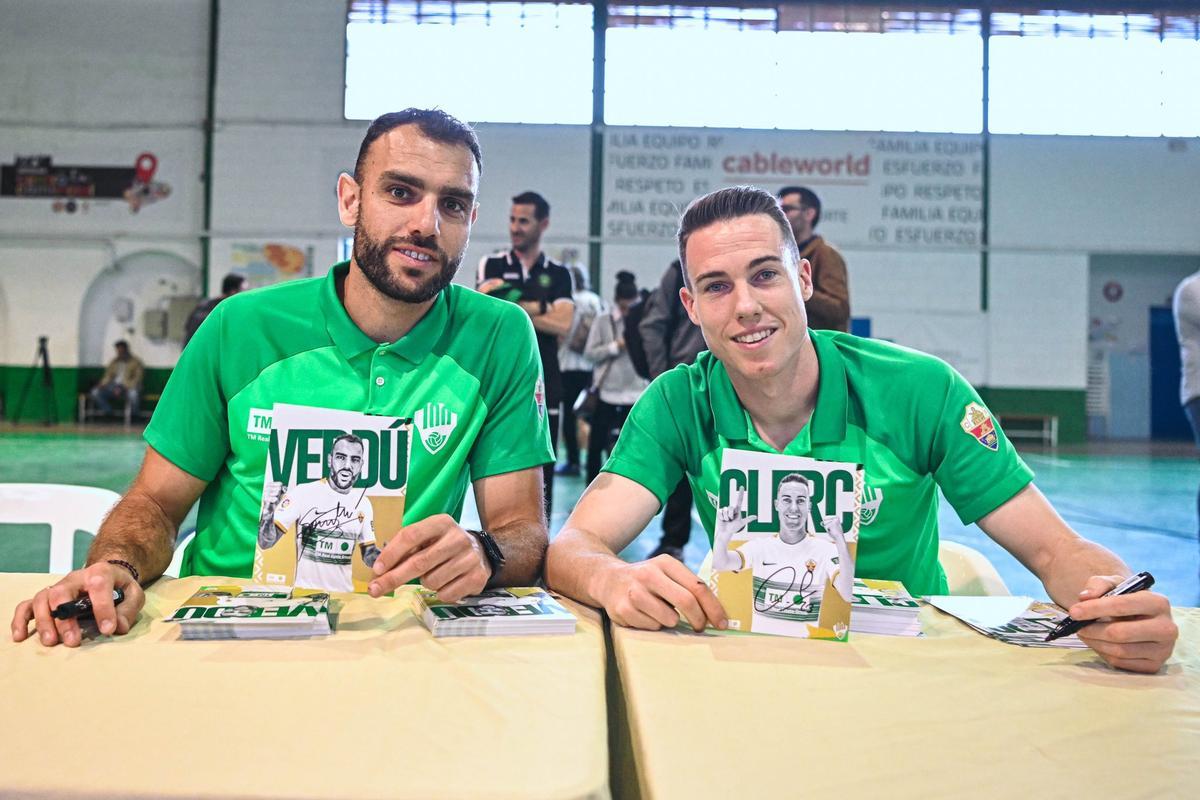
[134,152,158,184]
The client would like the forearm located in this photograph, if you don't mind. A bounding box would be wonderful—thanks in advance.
[545,527,630,608]
[85,489,178,583]
[1036,536,1130,610]
[530,307,572,336]
[489,518,549,588]
[710,534,741,571]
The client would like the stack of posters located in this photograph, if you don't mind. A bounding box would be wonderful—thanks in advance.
[164,585,331,640]
[709,449,862,640]
[413,588,577,637]
[926,595,1088,648]
[252,403,412,594]
[849,578,923,636]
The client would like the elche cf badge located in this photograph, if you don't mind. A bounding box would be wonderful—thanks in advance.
[960,402,999,451]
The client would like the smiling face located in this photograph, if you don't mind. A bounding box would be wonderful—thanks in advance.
[327,439,365,493]
[509,202,548,255]
[775,477,812,543]
[680,214,814,383]
[337,124,479,304]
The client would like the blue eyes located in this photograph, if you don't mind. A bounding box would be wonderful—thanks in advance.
[701,269,779,294]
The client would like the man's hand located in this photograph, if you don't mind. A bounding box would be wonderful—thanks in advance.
[711,488,756,572]
[594,555,727,633]
[1067,575,1178,674]
[367,514,491,603]
[11,562,145,647]
[477,277,506,295]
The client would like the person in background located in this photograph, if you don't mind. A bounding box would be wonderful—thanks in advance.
[477,191,574,520]
[90,340,145,416]
[639,259,706,561]
[777,186,849,332]
[1172,269,1200,571]
[584,271,650,484]
[558,262,603,477]
[183,272,248,347]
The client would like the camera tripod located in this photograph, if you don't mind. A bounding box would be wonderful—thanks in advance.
[12,336,58,425]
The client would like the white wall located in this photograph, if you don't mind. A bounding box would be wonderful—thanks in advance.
[3,0,1199,397]
[0,0,207,368]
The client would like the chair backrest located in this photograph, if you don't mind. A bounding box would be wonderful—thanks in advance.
[164,530,195,578]
[0,483,121,573]
[938,540,1011,597]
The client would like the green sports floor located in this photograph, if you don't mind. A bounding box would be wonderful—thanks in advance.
[2,427,1197,607]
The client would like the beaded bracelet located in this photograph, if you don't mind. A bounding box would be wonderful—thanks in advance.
[106,559,140,585]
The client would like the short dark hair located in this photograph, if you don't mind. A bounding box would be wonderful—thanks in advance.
[777,185,822,228]
[114,339,129,350]
[777,473,811,496]
[677,186,799,286]
[511,191,550,221]
[220,273,245,295]
[353,109,483,183]
[330,432,364,453]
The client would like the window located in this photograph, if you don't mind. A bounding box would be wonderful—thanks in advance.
[989,10,1200,136]
[604,4,983,132]
[345,1,594,124]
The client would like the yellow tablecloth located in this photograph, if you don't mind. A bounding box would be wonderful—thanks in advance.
[0,574,609,800]
[610,604,1200,800]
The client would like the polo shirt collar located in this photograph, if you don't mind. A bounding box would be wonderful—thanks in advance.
[319,261,450,363]
[508,249,545,277]
[709,329,848,446]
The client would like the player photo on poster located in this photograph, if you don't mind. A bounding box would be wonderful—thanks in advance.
[710,448,863,640]
[253,404,412,594]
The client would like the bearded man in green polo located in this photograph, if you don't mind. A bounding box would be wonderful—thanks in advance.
[14,109,552,647]
[546,185,1177,674]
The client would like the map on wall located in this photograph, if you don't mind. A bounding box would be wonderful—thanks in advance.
[231,243,313,288]
[602,127,983,250]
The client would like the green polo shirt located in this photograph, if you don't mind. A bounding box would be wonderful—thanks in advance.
[146,262,553,579]
[603,330,1034,596]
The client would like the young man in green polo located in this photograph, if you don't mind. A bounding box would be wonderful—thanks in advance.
[546,186,1178,674]
[14,109,553,647]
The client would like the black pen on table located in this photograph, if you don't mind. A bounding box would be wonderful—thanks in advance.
[50,588,126,621]
[1044,571,1154,642]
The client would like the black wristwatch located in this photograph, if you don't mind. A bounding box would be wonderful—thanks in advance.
[466,528,506,577]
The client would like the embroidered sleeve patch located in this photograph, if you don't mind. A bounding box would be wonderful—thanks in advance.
[960,402,999,451]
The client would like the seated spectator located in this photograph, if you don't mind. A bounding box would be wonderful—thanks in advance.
[90,340,144,416]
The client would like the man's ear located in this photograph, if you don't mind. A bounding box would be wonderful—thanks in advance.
[797,258,814,302]
[538,216,550,236]
[681,284,700,326]
[470,203,479,226]
[336,172,360,228]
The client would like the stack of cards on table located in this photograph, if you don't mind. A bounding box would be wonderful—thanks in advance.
[848,578,923,636]
[413,588,577,637]
[926,595,1088,648]
[164,585,332,640]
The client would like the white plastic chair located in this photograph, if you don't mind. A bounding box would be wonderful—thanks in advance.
[164,530,195,578]
[938,540,1011,596]
[0,483,120,573]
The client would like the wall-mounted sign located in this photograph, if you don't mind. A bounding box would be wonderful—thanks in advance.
[0,153,171,213]
[602,128,983,249]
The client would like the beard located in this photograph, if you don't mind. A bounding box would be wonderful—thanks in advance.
[353,217,462,304]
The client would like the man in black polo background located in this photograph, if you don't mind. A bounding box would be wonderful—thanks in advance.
[478,191,574,519]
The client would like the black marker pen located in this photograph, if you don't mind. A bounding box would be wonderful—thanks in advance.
[50,588,126,621]
[1044,572,1154,642]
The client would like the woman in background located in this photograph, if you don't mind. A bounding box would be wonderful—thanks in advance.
[584,271,650,483]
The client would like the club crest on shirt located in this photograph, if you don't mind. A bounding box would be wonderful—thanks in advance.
[960,402,999,451]
[534,376,546,421]
[860,484,884,525]
[415,402,458,456]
